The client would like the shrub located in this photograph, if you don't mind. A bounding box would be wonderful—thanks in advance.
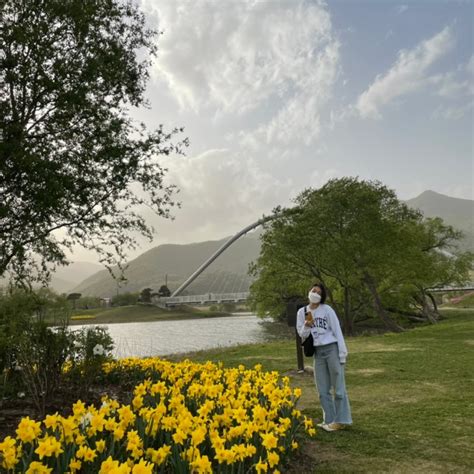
[0,288,71,401]
[112,292,139,306]
[16,323,75,416]
[65,326,114,398]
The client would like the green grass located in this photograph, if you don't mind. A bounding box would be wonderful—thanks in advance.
[445,291,474,308]
[66,304,231,325]
[172,310,474,473]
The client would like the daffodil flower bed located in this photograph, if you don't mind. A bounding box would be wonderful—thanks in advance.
[1,358,315,473]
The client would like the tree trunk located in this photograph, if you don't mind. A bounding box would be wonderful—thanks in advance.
[420,291,439,324]
[343,286,354,335]
[363,273,403,332]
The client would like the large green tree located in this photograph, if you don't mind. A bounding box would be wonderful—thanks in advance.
[250,178,472,333]
[0,0,187,284]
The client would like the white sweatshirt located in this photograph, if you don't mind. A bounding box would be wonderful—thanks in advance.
[296,304,348,363]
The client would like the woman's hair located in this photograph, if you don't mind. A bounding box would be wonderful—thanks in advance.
[310,282,327,304]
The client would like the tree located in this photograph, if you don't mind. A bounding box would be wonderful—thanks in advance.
[67,292,82,310]
[140,288,153,303]
[1,0,187,284]
[158,284,171,297]
[250,178,472,332]
[112,292,138,307]
[380,217,472,323]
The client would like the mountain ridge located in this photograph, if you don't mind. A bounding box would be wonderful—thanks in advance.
[70,190,473,297]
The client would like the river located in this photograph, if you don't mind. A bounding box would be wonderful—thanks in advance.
[74,314,277,358]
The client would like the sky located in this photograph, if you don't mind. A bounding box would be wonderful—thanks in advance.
[71,0,473,263]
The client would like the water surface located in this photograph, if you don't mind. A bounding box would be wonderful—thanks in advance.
[75,314,274,358]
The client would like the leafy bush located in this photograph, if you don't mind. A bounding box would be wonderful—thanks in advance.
[0,288,71,401]
[112,292,139,306]
[16,324,75,416]
[75,295,102,310]
[219,302,237,313]
[66,326,114,398]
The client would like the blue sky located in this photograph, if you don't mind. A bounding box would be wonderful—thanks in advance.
[72,0,473,261]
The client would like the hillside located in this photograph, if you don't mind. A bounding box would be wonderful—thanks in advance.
[405,190,473,251]
[72,190,473,298]
[0,261,103,294]
[72,232,261,297]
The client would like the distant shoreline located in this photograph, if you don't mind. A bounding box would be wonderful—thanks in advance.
[62,304,249,326]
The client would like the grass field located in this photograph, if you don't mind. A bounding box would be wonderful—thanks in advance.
[171,310,474,473]
[67,304,230,325]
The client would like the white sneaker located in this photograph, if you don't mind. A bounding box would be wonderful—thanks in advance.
[320,423,336,431]
[321,423,347,432]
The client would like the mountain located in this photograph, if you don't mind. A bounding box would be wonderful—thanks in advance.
[53,261,104,289]
[48,261,104,294]
[71,232,261,297]
[405,190,473,251]
[72,190,473,298]
[0,261,103,294]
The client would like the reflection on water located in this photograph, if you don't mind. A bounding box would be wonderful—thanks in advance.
[74,314,278,358]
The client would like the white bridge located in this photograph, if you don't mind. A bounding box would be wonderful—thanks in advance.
[153,292,250,308]
[427,283,474,292]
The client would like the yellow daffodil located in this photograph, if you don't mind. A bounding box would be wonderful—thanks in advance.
[16,417,41,443]
[25,461,52,474]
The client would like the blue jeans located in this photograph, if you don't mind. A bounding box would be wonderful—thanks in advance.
[314,342,352,424]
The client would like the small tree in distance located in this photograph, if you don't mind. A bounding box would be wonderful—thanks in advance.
[158,285,171,297]
[67,293,82,310]
[140,288,153,304]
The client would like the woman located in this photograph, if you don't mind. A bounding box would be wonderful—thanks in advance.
[296,283,352,431]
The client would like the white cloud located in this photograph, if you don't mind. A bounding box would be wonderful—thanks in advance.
[356,26,454,119]
[432,101,474,120]
[148,149,294,244]
[429,55,474,119]
[430,56,473,98]
[396,5,409,15]
[143,0,339,148]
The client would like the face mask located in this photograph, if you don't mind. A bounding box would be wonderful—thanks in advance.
[308,292,321,304]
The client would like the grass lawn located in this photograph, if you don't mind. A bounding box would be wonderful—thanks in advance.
[66,304,231,325]
[172,310,474,473]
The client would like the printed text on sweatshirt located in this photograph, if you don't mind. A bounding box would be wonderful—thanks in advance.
[296,304,348,364]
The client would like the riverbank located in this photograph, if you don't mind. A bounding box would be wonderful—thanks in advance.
[168,309,474,473]
[65,304,234,325]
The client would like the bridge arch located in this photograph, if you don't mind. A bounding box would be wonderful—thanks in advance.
[171,215,275,297]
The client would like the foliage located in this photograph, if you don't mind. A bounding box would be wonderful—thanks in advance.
[158,284,171,297]
[66,326,114,399]
[1,0,187,285]
[0,288,71,394]
[1,358,314,473]
[0,288,115,414]
[112,292,139,307]
[140,288,153,303]
[16,324,74,417]
[219,302,237,313]
[67,293,82,310]
[0,287,73,413]
[250,178,472,332]
[74,295,102,310]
